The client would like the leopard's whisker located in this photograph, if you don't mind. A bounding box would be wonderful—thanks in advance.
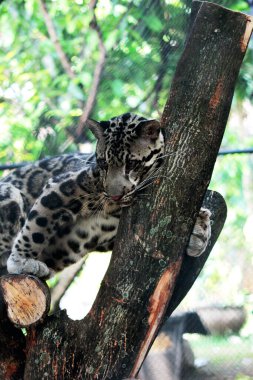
[136,181,158,192]
[136,175,166,191]
[122,173,162,199]
[80,196,103,215]
[157,152,176,159]
[88,196,107,218]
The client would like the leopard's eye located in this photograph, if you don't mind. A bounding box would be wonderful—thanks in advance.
[97,158,108,170]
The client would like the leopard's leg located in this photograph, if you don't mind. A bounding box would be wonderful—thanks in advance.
[0,183,26,268]
[187,208,211,257]
[7,178,80,278]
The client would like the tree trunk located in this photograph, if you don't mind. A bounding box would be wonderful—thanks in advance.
[0,292,26,380]
[1,2,252,380]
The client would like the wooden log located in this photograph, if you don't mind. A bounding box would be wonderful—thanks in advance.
[0,275,50,328]
[22,3,253,380]
[0,291,26,379]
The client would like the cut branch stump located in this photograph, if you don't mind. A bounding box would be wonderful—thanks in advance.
[0,275,50,328]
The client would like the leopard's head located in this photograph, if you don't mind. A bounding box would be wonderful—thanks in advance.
[87,113,164,205]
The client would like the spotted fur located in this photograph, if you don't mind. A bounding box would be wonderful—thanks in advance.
[0,113,210,278]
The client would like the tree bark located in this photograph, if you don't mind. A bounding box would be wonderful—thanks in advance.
[1,2,252,380]
[0,292,26,380]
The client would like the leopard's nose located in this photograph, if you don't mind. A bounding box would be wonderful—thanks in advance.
[110,195,123,202]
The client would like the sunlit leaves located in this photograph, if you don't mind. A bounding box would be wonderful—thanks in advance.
[0,0,196,162]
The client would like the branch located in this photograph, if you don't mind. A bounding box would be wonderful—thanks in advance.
[39,0,106,132]
[132,13,173,113]
[76,0,106,137]
[59,0,107,151]
[38,0,76,81]
[50,259,86,314]
[151,29,175,111]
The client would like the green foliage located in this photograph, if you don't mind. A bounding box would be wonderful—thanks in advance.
[0,0,190,161]
[0,0,252,162]
[235,375,253,380]
[188,333,253,377]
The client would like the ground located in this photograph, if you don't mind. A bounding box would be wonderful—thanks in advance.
[184,334,253,380]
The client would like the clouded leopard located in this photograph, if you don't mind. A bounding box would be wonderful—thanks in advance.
[0,113,211,278]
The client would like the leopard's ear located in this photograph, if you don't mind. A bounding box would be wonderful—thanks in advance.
[86,119,104,140]
[139,119,162,141]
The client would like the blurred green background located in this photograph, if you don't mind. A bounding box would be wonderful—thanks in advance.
[0,0,253,378]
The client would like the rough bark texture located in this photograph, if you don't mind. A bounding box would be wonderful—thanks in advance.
[0,2,252,379]
[0,292,26,380]
[21,2,252,380]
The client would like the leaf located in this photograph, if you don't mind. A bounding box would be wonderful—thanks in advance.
[144,14,164,33]
[111,79,124,97]
[67,82,85,101]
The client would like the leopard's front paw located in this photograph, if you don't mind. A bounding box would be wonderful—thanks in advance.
[7,255,50,278]
[187,208,211,257]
